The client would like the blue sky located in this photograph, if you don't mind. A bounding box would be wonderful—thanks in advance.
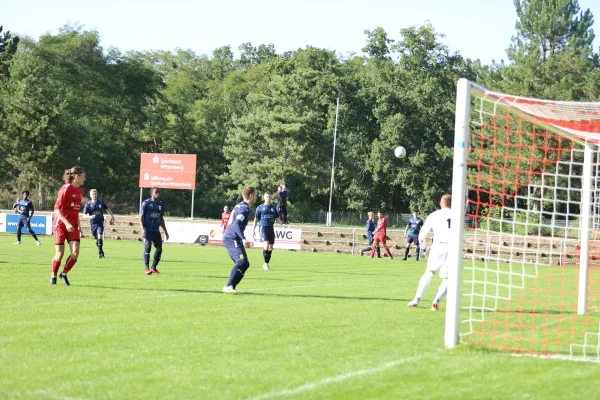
[4,0,600,64]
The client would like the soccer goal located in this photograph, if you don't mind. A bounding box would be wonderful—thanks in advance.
[446,78,600,362]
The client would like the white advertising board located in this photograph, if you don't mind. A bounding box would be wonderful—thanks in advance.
[165,221,302,250]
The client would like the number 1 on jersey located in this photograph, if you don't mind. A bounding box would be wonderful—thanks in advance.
[447,218,451,229]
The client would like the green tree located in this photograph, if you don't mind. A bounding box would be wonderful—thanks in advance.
[0,25,19,79]
[494,0,598,100]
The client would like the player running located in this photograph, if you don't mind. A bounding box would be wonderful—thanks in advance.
[12,190,40,246]
[83,189,115,258]
[408,194,452,311]
[359,212,378,257]
[370,211,393,259]
[220,205,231,235]
[139,188,169,275]
[50,166,86,286]
[252,191,278,271]
[403,211,424,261]
[222,187,258,293]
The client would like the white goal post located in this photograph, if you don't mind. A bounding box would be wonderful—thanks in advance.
[445,78,600,361]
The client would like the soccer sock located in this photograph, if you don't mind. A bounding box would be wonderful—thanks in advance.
[144,243,151,269]
[17,230,21,242]
[263,250,268,263]
[416,247,420,261]
[152,249,162,269]
[97,239,103,254]
[266,250,272,263]
[51,259,60,277]
[385,247,393,259]
[31,232,39,242]
[415,271,435,300]
[63,256,77,274]
[434,279,448,303]
[233,261,250,287]
[376,246,381,257]
[370,245,376,257]
[227,260,249,287]
[404,248,409,259]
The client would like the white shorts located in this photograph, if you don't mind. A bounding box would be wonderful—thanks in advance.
[426,243,449,279]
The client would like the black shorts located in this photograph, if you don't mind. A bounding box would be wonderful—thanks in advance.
[91,222,105,239]
[17,216,32,231]
[144,231,163,248]
[408,235,420,245]
[367,232,374,245]
[260,226,275,245]
[223,238,248,263]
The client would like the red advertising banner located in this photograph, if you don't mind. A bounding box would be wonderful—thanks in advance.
[139,153,197,190]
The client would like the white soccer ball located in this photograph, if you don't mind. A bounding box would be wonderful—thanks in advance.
[394,146,407,158]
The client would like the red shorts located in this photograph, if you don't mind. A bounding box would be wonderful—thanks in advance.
[374,234,387,245]
[54,220,80,245]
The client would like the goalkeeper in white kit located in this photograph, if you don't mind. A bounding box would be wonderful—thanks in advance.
[408,194,452,311]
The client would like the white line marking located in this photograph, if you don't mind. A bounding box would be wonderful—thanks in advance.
[246,351,439,400]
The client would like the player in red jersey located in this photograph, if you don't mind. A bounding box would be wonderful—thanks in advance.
[370,211,394,259]
[220,206,231,235]
[50,166,86,285]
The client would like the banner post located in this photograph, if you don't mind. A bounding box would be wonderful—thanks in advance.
[191,189,195,219]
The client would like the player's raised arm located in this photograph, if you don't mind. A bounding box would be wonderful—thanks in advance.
[418,217,433,247]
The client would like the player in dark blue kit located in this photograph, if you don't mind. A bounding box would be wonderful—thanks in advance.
[222,186,258,293]
[403,211,424,261]
[83,189,116,258]
[12,190,40,246]
[139,188,169,275]
[360,212,379,257]
[252,191,279,271]
[276,184,289,225]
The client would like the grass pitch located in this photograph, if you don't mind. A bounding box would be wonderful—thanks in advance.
[1,234,599,399]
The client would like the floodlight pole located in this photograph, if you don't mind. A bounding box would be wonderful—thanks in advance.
[327,97,340,226]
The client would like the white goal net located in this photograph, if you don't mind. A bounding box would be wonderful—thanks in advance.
[446,79,600,362]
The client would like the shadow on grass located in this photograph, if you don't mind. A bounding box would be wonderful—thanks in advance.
[79,284,410,303]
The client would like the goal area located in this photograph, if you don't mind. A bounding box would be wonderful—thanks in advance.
[445,79,600,362]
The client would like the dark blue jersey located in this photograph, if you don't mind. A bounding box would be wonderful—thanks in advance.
[366,218,375,233]
[255,203,278,227]
[83,200,108,224]
[223,201,250,242]
[13,199,34,218]
[407,217,424,236]
[140,198,164,233]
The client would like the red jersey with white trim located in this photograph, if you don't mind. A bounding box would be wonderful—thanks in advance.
[221,212,231,229]
[375,217,387,237]
[54,183,83,222]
